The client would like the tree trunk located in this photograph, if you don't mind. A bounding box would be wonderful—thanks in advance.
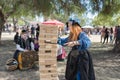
[13,17,18,32]
[0,23,5,44]
[0,9,5,44]
[0,26,2,44]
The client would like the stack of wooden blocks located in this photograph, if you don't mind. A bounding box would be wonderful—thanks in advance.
[39,24,58,80]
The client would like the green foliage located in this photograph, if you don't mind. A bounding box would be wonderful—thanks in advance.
[0,0,86,22]
[17,19,25,26]
[0,0,52,18]
[91,0,120,26]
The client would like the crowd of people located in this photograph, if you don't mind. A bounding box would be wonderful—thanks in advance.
[64,24,120,45]
[13,24,40,61]
[100,26,120,44]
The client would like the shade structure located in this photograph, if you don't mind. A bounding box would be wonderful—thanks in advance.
[42,20,64,26]
[82,25,94,28]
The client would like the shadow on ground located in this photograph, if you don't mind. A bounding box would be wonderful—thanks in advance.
[0,40,120,80]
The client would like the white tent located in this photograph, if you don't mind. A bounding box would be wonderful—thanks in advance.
[82,25,94,28]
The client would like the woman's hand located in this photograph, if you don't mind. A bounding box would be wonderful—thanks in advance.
[64,41,80,47]
[64,42,74,47]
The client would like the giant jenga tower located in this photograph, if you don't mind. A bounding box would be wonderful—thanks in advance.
[39,24,58,80]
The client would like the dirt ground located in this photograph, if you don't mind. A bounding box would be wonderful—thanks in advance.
[0,32,120,80]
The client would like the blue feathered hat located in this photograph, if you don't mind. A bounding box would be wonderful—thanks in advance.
[71,18,81,27]
[68,18,73,22]
[68,18,80,24]
[74,18,80,25]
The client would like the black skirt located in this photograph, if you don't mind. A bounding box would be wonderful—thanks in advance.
[65,49,95,80]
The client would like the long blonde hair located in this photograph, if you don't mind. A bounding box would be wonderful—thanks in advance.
[69,24,82,41]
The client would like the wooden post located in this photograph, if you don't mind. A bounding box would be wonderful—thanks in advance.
[39,24,58,80]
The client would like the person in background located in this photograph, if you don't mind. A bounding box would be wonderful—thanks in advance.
[13,30,34,61]
[36,24,40,39]
[103,28,109,44]
[109,27,113,43]
[31,25,35,38]
[8,24,12,34]
[14,32,20,44]
[58,19,95,80]
[100,26,106,43]
[112,26,118,44]
[115,26,120,44]
[64,22,69,35]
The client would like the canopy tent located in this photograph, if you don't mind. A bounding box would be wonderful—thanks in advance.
[41,20,65,26]
[82,25,94,29]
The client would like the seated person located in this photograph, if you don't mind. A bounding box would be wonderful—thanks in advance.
[13,30,34,61]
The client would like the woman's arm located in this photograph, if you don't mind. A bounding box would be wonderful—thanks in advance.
[58,37,68,46]
[16,44,25,51]
[77,32,91,49]
[31,42,35,50]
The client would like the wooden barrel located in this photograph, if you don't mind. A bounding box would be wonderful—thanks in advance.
[18,51,38,70]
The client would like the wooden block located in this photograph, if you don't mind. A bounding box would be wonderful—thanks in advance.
[40,73,58,77]
[40,25,58,29]
[40,45,57,49]
[39,33,58,36]
[40,26,57,29]
[39,61,57,66]
[45,35,58,38]
[39,40,45,44]
[39,54,56,58]
[40,68,57,72]
[39,55,57,58]
[39,41,58,45]
[46,30,58,33]
[39,60,57,65]
[40,64,57,68]
[39,78,57,80]
[39,48,58,52]
[40,78,57,80]
[40,30,46,33]
[39,37,58,41]
[39,39,58,44]
[39,58,57,61]
[39,41,58,46]
[39,57,57,61]
[40,77,58,80]
[39,49,57,53]
[39,34,46,38]
[40,76,58,79]
[40,67,57,71]
[39,51,57,55]
[39,30,58,34]
[39,38,58,41]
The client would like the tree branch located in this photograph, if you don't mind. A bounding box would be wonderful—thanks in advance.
[5,1,23,19]
[0,9,5,22]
